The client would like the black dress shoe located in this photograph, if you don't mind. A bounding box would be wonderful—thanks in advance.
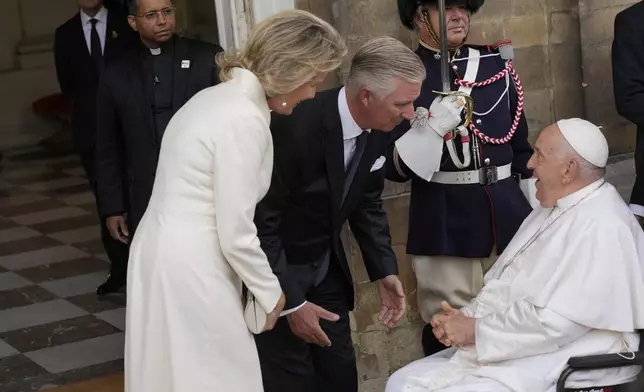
[96,275,126,295]
[422,323,448,357]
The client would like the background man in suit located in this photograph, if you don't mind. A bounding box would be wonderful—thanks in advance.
[253,36,461,392]
[612,1,644,229]
[54,0,137,295]
[94,0,223,294]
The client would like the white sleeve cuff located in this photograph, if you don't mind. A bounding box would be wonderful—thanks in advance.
[280,301,307,317]
[394,126,444,182]
[629,204,644,217]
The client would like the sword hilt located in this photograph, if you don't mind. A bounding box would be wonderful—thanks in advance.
[431,90,475,127]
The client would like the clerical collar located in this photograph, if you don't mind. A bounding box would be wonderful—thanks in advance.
[338,86,370,140]
[141,36,175,57]
[556,178,606,209]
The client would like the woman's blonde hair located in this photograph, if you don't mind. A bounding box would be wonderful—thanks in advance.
[216,9,347,97]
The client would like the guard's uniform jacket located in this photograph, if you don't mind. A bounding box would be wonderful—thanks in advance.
[386,42,534,259]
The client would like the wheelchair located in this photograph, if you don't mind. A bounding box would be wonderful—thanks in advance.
[556,330,643,392]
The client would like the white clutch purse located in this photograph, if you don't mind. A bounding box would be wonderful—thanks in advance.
[243,290,267,334]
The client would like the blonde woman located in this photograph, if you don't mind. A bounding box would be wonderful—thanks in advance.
[124,9,347,392]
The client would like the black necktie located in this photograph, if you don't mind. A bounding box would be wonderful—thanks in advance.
[341,131,368,204]
[346,132,368,176]
[90,19,103,73]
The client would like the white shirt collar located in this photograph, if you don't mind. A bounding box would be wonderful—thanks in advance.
[337,86,370,140]
[80,6,108,26]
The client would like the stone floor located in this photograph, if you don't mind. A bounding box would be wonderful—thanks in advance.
[0,145,125,391]
[0,144,638,391]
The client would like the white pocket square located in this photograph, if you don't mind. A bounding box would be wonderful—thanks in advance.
[370,156,386,172]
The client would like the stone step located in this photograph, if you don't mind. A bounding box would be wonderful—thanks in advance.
[16,35,55,71]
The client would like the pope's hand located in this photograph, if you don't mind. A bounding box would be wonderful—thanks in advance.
[431,301,475,347]
[378,275,406,328]
[287,302,339,347]
[427,95,464,137]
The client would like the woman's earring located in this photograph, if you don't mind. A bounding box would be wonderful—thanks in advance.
[281,99,287,107]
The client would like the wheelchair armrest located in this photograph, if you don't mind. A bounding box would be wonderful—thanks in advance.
[557,352,643,392]
[567,352,643,370]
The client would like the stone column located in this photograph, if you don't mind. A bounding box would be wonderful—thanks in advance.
[0,0,78,149]
[0,0,22,72]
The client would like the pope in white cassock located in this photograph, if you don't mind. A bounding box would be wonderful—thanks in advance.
[386,118,644,392]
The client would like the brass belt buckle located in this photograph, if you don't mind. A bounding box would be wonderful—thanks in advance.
[479,165,498,185]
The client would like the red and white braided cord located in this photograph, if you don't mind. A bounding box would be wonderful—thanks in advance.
[455,61,524,145]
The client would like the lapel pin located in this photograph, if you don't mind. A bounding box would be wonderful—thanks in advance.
[181,60,191,69]
[112,31,118,39]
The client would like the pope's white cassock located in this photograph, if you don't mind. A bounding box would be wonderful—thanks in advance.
[386,121,644,392]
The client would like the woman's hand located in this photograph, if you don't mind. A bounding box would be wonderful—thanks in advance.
[264,293,286,332]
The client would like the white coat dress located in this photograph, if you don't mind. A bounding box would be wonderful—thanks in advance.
[124,67,283,392]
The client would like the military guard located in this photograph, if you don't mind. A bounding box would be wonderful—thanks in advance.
[386,0,535,356]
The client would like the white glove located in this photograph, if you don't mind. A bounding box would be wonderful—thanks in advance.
[426,95,464,137]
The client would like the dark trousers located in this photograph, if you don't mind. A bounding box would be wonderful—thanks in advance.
[255,263,358,392]
[79,150,129,278]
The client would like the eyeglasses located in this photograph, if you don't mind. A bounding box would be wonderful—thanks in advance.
[134,6,176,22]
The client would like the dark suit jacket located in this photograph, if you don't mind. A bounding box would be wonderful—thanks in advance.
[254,87,398,310]
[612,1,644,207]
[54,9,137,153]
[95,35,223,231]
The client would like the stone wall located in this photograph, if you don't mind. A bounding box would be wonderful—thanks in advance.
[0,0,78,150]
[469,0,588,140]
[295,0,639,391]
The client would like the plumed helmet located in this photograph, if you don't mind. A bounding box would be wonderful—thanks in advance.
[397,0,485,30]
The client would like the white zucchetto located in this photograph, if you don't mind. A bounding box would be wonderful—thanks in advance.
[557,118,609,168]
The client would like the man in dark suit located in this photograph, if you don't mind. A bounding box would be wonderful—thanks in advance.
[94,0,223,294]
[612,1,644,229]
[253,36,461,392]
[54,0,137,292]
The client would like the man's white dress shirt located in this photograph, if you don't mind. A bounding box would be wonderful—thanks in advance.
[338,86,371,168]
[80,7,108,55]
